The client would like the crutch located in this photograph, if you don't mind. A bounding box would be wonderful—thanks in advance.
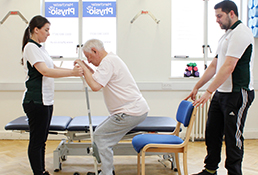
[74,77,101,175]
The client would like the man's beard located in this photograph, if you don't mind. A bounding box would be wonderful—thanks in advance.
[220,15,232,30]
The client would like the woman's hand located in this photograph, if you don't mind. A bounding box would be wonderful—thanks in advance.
[72,65,83,76]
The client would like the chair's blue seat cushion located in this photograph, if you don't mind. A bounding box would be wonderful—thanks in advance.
[132,134,184,153]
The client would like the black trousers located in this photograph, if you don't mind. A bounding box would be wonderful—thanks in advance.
[23,101,53,175]
[204,89,254,175]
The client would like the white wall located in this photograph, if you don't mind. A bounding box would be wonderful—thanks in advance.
[117,0,171,81]
[0,0,41,83]
[0,0,257,139]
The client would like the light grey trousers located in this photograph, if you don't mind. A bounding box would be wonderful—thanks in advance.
[94,112,148,175]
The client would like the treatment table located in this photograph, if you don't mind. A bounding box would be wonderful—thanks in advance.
[5,115,178,172]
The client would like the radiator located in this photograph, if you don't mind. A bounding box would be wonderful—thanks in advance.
[191,93,210,142]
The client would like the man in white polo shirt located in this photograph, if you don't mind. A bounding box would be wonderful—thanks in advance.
[75,39,149,175]
[186,1,255,175]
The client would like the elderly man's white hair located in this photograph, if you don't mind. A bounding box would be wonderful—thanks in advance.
[82,39,105,53]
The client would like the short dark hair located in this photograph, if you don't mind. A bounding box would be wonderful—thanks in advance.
[214,0,238,17]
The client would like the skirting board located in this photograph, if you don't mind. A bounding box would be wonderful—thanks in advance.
[0,131,67,140]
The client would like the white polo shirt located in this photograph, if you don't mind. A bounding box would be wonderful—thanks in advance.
[22,39,54,105]
[92,52,149,116]
[216,21,254,92]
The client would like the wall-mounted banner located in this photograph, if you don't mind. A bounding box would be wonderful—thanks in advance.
[83,1,116,17]
[45,2,78,17]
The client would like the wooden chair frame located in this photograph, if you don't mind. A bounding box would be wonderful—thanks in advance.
[137,107,197,175]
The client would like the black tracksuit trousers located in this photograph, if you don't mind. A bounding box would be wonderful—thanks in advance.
[204,89,254,175]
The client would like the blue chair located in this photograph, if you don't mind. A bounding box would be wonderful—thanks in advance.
[132,100,197,175]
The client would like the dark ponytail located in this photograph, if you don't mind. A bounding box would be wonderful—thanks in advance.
[21,15,50,65]
[22,27,30,52]
[21,27,30,65]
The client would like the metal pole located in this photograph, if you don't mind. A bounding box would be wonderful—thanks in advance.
[203,0,208,69]
[79,0,83,60]
[79,1,98,171]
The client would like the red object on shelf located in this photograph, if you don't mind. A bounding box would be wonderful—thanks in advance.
[186,66,192,71]
[193,66,198,71]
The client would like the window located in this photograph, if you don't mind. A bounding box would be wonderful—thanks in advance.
[171,0,245,78]
[43,0,116,69]
[171,0,204,58]
[45,0,79,58]
[82,0,116,53]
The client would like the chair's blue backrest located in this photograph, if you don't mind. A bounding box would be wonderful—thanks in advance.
[176,100,194,127]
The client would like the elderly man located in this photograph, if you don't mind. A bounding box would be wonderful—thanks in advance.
[75,39,149,175]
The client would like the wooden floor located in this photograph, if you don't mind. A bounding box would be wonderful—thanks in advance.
[0,139,257,175]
